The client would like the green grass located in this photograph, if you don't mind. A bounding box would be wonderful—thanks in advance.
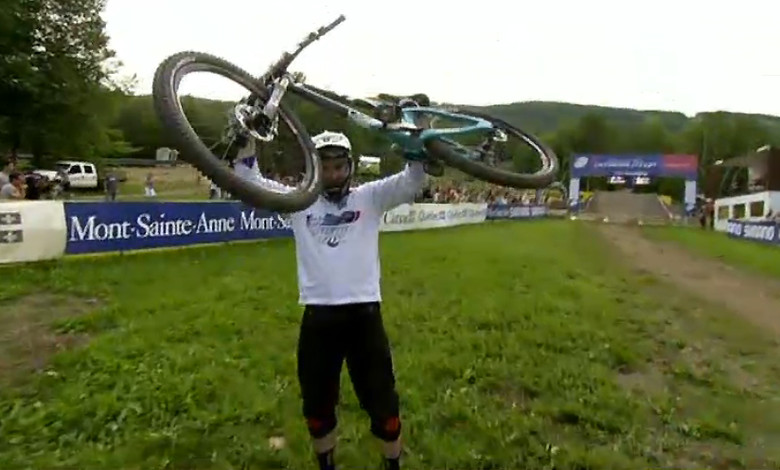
[643,225,780,279]
[73,186,210,202]
[2,221,780,469]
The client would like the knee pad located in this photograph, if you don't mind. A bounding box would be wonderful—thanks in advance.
[306,414,337,439]
[371,416,401,442]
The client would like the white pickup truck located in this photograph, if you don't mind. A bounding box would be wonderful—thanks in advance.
[34,160,100,189]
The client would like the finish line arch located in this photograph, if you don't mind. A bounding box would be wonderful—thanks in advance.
[568,154,699,211]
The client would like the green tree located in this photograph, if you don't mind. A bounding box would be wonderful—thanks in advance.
[0,0,127,165]
[0,0,40,159]
[632,116,675,153]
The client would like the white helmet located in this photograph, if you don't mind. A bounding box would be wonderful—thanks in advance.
[312,130,352,152]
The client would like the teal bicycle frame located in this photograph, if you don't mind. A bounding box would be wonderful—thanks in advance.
[286,83,495,161]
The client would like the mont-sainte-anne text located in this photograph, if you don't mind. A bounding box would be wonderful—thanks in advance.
[69,211,290,242]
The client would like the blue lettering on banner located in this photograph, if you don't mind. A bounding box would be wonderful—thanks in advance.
[486,204,548,220]
[64,202,293,254]
[726,220,779,245]
[486,205,510,219]
[570,154,698,179]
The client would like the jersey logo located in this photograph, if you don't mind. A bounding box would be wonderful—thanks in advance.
[306,210,362,247]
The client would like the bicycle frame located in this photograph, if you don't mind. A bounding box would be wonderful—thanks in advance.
[287,83,495,158]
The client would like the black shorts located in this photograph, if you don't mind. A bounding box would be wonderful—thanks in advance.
[296,301,400,439]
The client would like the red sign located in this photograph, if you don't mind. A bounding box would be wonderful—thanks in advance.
[662,154,698,171]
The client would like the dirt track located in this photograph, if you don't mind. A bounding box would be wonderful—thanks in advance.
[599,224,780,336]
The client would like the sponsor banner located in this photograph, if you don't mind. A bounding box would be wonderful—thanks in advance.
[726,219,780,245]
[547,208,568,218]
[571,154,698,179]
[64,202,293,254]
[486,204,549,220]
[0,201,67,264]
[3,201,553,262]
[380,203,487,232]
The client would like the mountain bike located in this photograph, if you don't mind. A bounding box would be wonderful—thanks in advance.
[152,15,559,213]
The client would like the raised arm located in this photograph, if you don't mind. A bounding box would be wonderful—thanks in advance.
[232,138,293,194]
[360,160,427,213]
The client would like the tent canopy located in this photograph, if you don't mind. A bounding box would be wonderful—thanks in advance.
[719,145,777,168]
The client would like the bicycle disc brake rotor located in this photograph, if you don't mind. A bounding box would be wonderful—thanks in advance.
[232,102,278,143]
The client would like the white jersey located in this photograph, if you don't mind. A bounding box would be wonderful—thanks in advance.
[234,153,426,306]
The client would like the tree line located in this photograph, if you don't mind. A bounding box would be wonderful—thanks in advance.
[0,0,134,167]
[2,0,777,199]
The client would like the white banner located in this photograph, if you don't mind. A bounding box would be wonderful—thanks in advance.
[0,201,67,264]
[380,203,488,232]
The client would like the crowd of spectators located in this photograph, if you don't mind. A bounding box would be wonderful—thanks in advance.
[254,170,557,206]
[414,179,548,205]
[1,160,72,201]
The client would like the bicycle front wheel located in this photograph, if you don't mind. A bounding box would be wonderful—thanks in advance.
[152,51,322,212]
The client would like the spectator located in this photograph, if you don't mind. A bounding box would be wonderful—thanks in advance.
[209,179,221,199]
[144,172,157,197]
[24,173,43,200]
[105,172,119,201]
[0,172,25,200]
[57,167,70,196]
[0,161,17,187]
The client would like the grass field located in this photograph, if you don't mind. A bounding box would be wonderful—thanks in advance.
[643,225,780,279]
[2,221,780,469]
[76,165,210,201]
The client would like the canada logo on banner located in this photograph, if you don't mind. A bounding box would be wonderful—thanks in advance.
[573,156,589,169]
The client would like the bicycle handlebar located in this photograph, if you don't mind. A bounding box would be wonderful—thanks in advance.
[269,15,346,77]
[297,15,345,49]
[248,15,346,108]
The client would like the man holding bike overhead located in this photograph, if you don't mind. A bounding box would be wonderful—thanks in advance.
[233,130,426,470]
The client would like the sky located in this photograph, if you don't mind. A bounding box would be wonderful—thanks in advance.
[102,0,780,117]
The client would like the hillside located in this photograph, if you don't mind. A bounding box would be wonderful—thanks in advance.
[128,93,780,138]
[466,101,780,136]
[469,101,690,134]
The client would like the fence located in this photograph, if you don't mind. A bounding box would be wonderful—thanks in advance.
[0,201,550,264]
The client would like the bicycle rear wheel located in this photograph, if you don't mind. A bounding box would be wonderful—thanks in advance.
[424,110,558,189]
[152,51,322,212]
